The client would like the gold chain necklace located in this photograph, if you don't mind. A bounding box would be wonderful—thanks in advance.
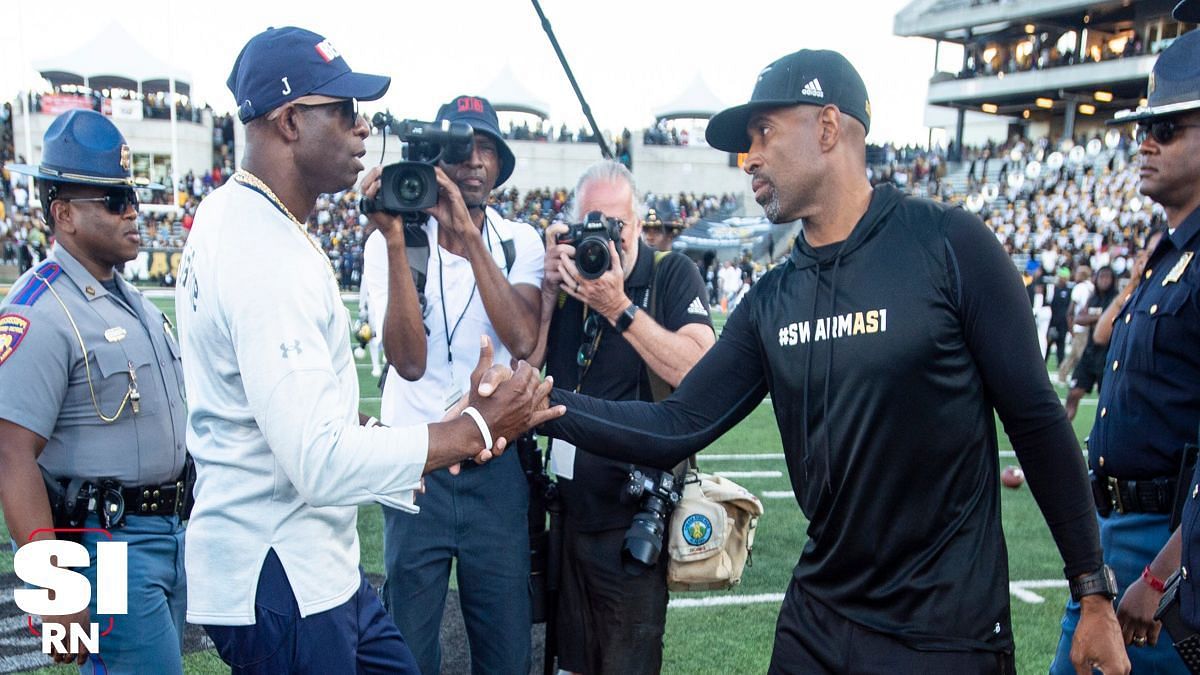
[232,169,337,279]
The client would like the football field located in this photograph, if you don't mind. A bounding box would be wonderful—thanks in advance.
[0,296,1099,674]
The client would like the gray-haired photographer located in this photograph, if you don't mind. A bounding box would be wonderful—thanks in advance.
[527,159,715,674]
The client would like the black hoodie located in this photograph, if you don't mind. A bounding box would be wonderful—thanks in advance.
[544,184,1101,651]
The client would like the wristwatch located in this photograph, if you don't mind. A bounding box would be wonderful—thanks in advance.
[614,304,639,333]
[1069,564,1118,601]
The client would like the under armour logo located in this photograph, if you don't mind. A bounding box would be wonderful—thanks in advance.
[280,340,302,358]
[281,77,292,96]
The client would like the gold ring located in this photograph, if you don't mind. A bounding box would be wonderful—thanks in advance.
[1133,635,1147,646]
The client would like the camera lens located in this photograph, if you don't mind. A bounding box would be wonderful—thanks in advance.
[397,172,426,205]
[576,237,610,280]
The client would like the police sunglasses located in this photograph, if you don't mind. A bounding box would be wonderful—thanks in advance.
[1135,118,1200,145]
[61,187,139,214]
[576,313,604,368]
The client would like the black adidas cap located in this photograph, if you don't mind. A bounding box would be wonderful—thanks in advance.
[706,49,871,153]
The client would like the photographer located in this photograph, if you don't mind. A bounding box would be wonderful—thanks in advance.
[362,95,545,675]
[529,160,714,674]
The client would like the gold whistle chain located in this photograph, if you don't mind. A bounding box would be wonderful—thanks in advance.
[232,169,337,280]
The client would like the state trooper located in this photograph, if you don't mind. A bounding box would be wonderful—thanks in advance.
[0,109,189,675]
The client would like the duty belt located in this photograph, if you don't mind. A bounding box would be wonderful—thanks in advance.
[122,478,190,517]
[1091,473,1175,516]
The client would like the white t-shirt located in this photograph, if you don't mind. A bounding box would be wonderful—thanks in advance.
[362,209,543,427]
[176,180,428,625]
[1070,280,1093,333]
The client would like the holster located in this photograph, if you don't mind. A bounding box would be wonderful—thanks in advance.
[1090,471,1113,518]
[39,466,93,540]
[1156,570,1200,673]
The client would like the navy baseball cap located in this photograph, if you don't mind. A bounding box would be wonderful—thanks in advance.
[6,109,158,187]
[1176,0,1200,21]
[1109,29,1200,125]
[706,49,872,153]
[435,95,515,188]
[228,26,390,123]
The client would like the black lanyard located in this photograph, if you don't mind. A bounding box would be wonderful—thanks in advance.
[435,214,498,366]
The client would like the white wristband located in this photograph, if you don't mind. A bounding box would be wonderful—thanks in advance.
[460,406,493,453]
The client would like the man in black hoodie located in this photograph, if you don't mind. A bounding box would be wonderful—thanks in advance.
[538,49,1127,674]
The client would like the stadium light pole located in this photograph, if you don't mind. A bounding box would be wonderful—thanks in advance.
[166,0,181,212]
[13,0,36,196]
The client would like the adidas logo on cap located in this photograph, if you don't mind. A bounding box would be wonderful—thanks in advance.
[801,78,824,98]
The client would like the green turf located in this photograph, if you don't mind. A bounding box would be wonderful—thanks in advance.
[0,298,1099,673]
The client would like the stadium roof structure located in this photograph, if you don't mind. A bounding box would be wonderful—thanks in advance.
[33,23,192,97]
[893,0,1181,135]
[653,76,726,122]
[481,66,549,120]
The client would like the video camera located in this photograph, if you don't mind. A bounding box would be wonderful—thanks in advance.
[556,211,624,280]
[619,468,681,575]
[360,112,474,219]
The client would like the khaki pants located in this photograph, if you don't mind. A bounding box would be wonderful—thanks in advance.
[1058,331,1089,381]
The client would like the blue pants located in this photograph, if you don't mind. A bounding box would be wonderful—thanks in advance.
[76,514,186,675]
[1050,511,1189,674]
[382,450,531,675]
[204,549,418,674]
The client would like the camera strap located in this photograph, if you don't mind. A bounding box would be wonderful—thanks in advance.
[404,212,516,301]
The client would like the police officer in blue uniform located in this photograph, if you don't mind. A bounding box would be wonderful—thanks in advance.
[0,109,189,674]
[1057,27,1200,673]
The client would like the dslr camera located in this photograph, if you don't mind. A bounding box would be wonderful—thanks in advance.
[619,468,681,574]
[556,211,623,280]
[361,113,474,219]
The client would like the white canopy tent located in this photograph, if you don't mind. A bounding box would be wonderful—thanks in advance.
[32,22,192,96]
[482,65,550,120]
[654,75,726,121]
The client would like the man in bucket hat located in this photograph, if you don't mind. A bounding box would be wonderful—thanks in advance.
[536,48,1128,673]
[0,109,189,675]
[177,29,560,673]
[365,93,545,675]
[1084,27,1200,672]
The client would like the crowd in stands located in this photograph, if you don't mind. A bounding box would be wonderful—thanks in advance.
[30,87,210,123]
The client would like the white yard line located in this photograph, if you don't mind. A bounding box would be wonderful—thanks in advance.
[714,471,783,479]
[667,580,1069,608]
[701,454,786,461]
[761,491,795,499]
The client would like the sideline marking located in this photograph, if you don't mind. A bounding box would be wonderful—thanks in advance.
[702,454,786,461]
[761,491,795,499]
[667,581,1068,608]
[716,470,783,479]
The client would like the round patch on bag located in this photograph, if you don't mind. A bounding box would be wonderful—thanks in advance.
[682,514,713,546]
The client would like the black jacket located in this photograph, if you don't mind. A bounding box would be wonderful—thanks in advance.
[544,184,1100,651]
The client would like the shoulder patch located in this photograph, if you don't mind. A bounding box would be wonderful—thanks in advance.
[0,314,31,366]
[10,263,63,307]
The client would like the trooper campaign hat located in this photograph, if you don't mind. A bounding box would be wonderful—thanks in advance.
[435,94,516,188]
[227,26,390,123]
[706,49,872,153]
[6,109,151,187]
[1109,29,1200,124]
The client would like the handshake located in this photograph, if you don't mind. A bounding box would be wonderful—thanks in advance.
[430,335,564,474]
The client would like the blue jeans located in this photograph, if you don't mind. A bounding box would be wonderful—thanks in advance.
[382,450,531,675]
[204,549,418,674]
[1049,511,1188,674]
[80,514,186,675]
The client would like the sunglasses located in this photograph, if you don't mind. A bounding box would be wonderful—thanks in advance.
[62,187,139,214]
[576,313,604,368]
[295,99,360,125]
[1135,118,1200,145]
